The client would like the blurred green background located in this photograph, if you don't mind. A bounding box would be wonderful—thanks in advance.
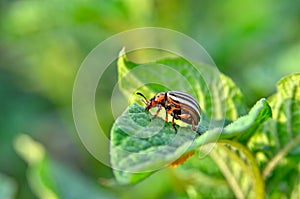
[0,0,299,198]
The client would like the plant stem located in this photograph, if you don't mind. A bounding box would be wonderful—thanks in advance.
[218,140,265,199]
[210,150,245,199]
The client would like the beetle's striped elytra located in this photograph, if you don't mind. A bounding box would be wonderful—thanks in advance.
[136,91,201,134]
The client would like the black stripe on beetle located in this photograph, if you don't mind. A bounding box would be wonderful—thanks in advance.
[136,91,201,134]
[168,91,200,116]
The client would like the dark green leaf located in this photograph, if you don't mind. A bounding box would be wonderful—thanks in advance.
[110,98,271,185]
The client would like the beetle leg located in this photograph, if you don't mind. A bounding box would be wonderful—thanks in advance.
[172,115,177,132]
[165,110,168,122]
[177,114,196,131]
[152,104,162,120]
[139,99,147,105]
[191,120,196,131]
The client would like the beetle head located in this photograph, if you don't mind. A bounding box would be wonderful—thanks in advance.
[136,92,165,110]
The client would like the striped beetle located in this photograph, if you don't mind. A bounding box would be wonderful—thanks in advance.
[136,91,201,134]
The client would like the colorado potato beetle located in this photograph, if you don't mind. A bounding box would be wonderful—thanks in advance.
[136,91,201,134]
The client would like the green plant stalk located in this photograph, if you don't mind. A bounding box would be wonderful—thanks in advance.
[218,140,265,199]
[210,150,245,199]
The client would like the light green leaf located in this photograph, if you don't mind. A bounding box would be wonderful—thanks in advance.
[118,51,247,121]
[14,134,116,199]
[248,73,300,197]
[193,98,271,144]
[110,98,271,185]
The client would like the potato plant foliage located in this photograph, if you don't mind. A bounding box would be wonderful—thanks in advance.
[110,53,300,198]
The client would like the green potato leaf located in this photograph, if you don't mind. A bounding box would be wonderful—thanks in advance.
[110,98,271,185]
[248,73,300,197]
[111,52,272,186]
[117,50,247,121]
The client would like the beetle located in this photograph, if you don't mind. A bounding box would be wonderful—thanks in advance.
[136,91,201,134]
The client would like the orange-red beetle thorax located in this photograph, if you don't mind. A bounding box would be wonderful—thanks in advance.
[146,92,166,110]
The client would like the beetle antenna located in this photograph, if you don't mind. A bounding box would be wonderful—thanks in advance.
[139,99,147,105]
[136,92,149,103]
